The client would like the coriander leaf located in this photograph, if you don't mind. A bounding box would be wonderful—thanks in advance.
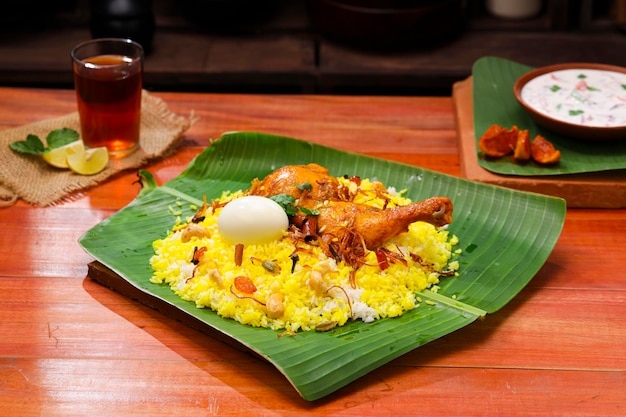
[269,194,298,216]
[270,193,320,216]
[46,128,79,149]
[9,134,45,155]
[270,193,296,206]
[296,182,312,191]
[299,207,320,216]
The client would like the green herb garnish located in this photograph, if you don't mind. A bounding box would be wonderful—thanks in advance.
[9,127,79,155]
[550,85,561,92]
[569,109,584,116]
[270,193,320,216]
[299,206,320,216]
[270,194,298,216]
[296,182,312,191]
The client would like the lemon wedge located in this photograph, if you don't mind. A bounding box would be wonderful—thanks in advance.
[66,147,109,175]
[42,140,85,168]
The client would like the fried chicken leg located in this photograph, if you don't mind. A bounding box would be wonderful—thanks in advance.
[317,197,453,255]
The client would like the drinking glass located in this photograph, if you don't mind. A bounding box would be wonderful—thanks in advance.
[71,38,144,158]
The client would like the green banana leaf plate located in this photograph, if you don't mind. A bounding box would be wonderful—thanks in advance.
[472,56,626,176]
[79,132,566,401]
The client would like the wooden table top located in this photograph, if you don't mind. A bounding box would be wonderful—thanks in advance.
[0,87,623,416]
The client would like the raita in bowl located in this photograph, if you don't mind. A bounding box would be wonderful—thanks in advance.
[513,63,626,141]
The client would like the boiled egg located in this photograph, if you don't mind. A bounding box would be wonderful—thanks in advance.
[217,196,289,244]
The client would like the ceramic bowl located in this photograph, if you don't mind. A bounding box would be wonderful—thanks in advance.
[513,63,626,141]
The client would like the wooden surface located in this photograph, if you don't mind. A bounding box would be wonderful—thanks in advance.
[452,77,626,208]
[0,87,625,416]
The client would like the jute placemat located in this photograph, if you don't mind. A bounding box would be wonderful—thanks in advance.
[0,90,198,207]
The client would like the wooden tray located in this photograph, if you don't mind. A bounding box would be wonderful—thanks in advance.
[452,77,626,209]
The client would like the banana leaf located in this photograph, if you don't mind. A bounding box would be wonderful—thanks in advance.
[472,56,626,176]
[79,132,566,401]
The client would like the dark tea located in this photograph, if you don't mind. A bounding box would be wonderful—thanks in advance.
[72,39,143,158]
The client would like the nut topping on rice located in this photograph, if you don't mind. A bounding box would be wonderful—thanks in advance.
[150,164,459,333]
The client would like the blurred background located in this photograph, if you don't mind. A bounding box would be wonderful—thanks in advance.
[1,0,625,95]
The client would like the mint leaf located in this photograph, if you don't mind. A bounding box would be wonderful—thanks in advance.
[46,128,79,149]
[9,127,80,156]
[9,134,45,154]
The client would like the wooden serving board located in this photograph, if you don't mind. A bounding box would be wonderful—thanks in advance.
[87,261,259,357]
[452,77,626,208]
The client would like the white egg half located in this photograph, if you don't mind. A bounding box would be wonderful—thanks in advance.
[217,196,289,245]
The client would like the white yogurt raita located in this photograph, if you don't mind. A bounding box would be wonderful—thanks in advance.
[520,68,626,128]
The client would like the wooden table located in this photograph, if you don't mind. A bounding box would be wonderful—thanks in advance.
[0,87,624,416]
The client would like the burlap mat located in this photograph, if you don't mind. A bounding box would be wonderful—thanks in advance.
[0,90,198,207]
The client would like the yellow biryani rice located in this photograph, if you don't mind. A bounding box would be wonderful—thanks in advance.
[150,177,459,332]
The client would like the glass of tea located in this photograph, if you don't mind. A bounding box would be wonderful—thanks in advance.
[71,38,144,158]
